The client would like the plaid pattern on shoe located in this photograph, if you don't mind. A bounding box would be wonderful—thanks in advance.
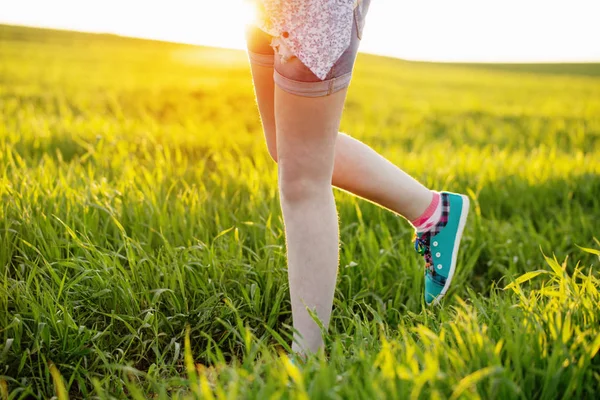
[428,193,450,236]
[413,192,470,305]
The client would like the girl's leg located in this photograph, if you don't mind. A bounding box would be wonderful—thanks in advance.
[246,27,433,355]
[247,29,347,353]
[248,59,432,222]
[275,85,346,354]
[331,133,433,221]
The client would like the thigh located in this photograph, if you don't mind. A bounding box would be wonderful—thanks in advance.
[246,25,278,159]
[275,85,346,185]
[245,25,274,56]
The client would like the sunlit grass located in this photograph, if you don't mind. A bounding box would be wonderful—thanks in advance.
[0,25,599,399]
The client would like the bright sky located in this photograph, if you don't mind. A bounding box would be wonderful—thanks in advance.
[2,0,599,62]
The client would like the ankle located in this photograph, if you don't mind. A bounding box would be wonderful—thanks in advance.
[411,191,442,232]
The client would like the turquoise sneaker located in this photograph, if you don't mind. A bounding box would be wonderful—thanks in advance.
[414,192,470,305]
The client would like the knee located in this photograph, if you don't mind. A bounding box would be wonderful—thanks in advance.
[278,157,330,203]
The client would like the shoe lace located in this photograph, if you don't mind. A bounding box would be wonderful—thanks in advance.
[414,232,434,275]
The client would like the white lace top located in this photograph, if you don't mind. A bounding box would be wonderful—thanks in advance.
[252,0,362,80]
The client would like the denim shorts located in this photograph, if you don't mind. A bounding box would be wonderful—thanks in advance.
[246,0,370,97]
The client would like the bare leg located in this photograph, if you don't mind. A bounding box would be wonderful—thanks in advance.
[332,133,433,221]
[249,64,433,222]
[275,81,345,354]
[248,56,434,354]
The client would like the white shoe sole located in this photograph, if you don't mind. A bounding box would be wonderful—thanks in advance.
[431,194,470,306]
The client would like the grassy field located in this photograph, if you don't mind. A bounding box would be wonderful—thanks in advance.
[1,24,599,399]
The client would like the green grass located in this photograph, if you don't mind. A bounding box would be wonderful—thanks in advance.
[0,24,599,399]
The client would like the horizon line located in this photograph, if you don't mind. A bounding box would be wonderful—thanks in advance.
[3,22,600,65]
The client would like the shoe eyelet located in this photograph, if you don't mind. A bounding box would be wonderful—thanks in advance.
[437,264,443,270]
[433,241,438,246]
[436,252,441,257]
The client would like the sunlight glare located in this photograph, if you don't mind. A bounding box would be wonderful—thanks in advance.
[192,0,256,50]
[1,0,598,61]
